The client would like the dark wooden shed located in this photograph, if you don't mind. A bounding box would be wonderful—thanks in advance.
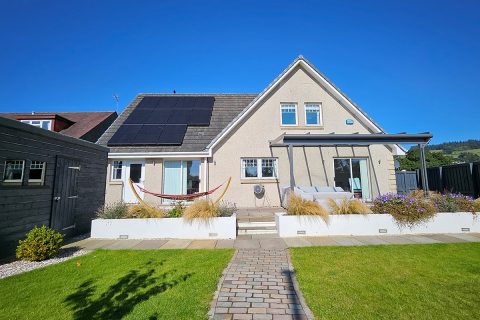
[0,117,109,258]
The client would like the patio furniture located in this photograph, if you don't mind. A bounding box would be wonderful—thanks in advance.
[281,186,354,208]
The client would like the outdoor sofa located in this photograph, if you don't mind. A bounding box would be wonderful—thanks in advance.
[281,186,354,208]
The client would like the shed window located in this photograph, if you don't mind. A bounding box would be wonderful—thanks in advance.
[111,161,123,180]
[280,104,297,126]
[3,160,25,182]
[28,161,46,183]
[242,158,278,179]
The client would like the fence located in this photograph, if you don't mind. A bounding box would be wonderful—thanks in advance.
[417,162,480,198]
[395,171,418,195]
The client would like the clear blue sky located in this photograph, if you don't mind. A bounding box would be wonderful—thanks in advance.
[0,0,478,144]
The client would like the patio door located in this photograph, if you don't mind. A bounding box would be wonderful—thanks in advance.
[163,160,200,202]
[122,161,145,203]
[334,158,371,201]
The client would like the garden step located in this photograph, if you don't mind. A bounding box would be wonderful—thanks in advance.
[237,221,276,228]
[237,229,278,235]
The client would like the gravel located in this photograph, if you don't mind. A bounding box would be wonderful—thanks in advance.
[0,248,89,279]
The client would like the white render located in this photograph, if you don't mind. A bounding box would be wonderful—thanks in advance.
[91,214,236,240]
[276,212,480,237]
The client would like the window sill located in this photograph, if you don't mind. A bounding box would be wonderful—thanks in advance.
[281,126,324,130]
[241,179,279,184]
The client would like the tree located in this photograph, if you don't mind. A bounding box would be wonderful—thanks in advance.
[396,148,454,170]
[457,152,480,163]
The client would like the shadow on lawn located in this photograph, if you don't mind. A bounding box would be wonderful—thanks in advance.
[64,260,193,319]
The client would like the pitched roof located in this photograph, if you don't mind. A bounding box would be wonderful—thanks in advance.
[97,94,258,153]
[0,111,117,140]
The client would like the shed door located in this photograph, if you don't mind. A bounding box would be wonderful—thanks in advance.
[50,156,80,234]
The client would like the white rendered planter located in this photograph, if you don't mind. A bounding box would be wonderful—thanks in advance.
[276,212,479,237]
[91,213,237,239]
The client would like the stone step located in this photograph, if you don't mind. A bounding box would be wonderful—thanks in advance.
[237,229,278,235]
[237,221,276,228]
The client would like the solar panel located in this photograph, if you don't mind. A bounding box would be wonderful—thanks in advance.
[108,124,187,145]
[108,96,214,145]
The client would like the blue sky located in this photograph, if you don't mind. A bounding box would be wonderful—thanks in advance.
[0,0,478,144]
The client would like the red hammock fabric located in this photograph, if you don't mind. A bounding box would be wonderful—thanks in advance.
[135,182,224,201]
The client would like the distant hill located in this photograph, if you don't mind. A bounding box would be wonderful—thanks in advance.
[426,139,480,163]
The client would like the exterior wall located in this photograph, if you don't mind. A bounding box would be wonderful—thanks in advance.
[209,66,396,207]
[0,118,108,258]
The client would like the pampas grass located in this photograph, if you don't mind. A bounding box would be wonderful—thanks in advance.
[183,199,219,221]
[125,205,167,218]
[287,193,329,222]
[327,198,372,214]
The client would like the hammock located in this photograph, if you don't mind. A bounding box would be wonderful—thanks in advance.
[130,177,231,202]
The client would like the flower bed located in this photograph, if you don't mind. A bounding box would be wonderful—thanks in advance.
[91,213,237,240]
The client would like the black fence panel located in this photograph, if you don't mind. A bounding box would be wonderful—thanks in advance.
[427,167,442,192]
[472,162,480,198]
[396,171,418,195]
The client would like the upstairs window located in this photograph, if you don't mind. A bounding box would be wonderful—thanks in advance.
[21,120,52,130]
[241,158,278,179]
[111,161,123,180]
[3,160,25,182]
[305,104,321,126]
[28,161,46,184]
[280,104,297,126]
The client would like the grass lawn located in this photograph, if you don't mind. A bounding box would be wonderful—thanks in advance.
[0,249,233,320]
[290,243,480,320]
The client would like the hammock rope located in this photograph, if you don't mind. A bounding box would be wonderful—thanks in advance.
[129,177,232,202]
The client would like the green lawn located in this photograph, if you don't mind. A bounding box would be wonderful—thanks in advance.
[0,249,233,320]
[290,243,480,320]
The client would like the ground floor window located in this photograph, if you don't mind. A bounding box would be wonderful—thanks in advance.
[334,158,371,200]
[163,160,200,196]
[241,158,278,179]
[111,160,123,180]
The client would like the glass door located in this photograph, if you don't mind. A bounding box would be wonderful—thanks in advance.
[334,158,371,201]
[163,160,201,202]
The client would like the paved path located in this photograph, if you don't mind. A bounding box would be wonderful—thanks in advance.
[64,233,480,251]
[209,249,313,320]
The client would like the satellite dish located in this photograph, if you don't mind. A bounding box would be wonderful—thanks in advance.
[253,184,264,195]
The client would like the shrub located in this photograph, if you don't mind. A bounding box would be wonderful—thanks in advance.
[96,202,128,219]
[372,193,437,228]
[443,193,479,213]
[125,205,166,218]
[217,201,238,217]
[327,198,372,214]
[167,202,186,218]
[429,193,460,212]
[183,199,219,221]
[16,226,64,261]
[287,193,329,222]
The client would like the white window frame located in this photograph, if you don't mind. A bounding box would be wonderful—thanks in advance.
[20,119,52,130]
[304,103,322,126]
[280,103,298,126]
[28,161,46,184]
[111,160,123,181]
[3,160,25,182]
[241,158,278,180]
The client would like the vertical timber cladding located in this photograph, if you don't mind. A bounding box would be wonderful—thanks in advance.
[0,117,108,258]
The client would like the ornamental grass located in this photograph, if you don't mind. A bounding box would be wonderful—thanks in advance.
[287,193,329,222]
[126,204,167,218]
[183,199,220,221]
[327,198,372,214]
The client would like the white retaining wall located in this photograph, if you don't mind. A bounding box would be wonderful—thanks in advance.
[276,212,480,237]
[91,214,237,239]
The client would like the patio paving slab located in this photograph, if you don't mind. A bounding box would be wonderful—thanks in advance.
[401,235,442,244]
[352,236,390,245]
[283,238,312,247]
[79,239,118,250]
[132,240,168,249]
[216,240,236,249]
[188,240,217,249]
[160,239,192,249]
[305,237,341,246]
[380,235,417,245]
[259,239,287,250]
[424,234,468,243]
[234,240,261,249]
[330,237,365,246]
[443,233,480,242]
[102,240,143,249]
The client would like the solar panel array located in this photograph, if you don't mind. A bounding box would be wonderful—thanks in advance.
[108,96,215,146]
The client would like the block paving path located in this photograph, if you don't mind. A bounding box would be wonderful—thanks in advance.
[209,249,313,320]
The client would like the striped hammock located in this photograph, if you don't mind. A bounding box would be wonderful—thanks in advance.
[132,179,227,201]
